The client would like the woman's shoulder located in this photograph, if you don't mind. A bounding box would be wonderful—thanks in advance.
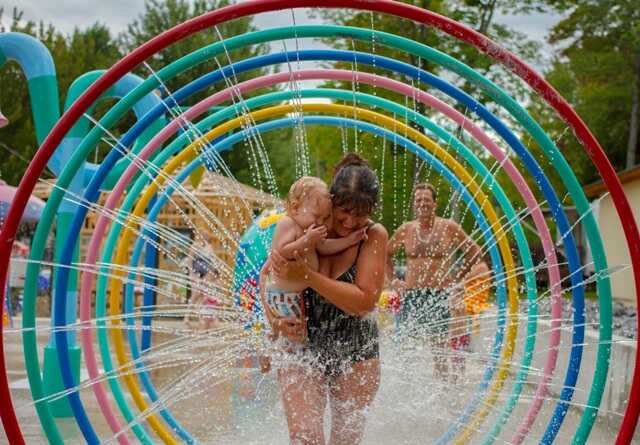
[366,221,389,240]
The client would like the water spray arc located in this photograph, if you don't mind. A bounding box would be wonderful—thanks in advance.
[0,0,637,444]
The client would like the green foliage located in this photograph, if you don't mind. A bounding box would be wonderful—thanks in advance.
[0,1,273,187]
[3,0,630,242]
[0,7,125,185]
[121,0,278,186]
[221,125,297,200]
[535,0,640,179]
[312,0,550,236]
[120,0,270,106]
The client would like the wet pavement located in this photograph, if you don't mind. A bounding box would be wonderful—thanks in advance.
[2,315,637,444]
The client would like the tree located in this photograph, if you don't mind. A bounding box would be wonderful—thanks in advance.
[537,0,640,177]
[313,0,549,231]
[0,7,125,186]
[120,0,297,195]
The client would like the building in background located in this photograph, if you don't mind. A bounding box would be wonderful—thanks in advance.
[583,165,640,305]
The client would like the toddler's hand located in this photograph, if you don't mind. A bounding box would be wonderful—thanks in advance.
[346,227,368,246]
[305,223,328,245]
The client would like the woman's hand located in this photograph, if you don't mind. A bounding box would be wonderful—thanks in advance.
[271,316,305,344]
[269,249,310,283]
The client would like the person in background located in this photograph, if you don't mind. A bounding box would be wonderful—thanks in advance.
[198,264,223,330]
[133,286,144,311]
[386,183,486,382]
[448,261,492,383]
[264,153,388,445]
[184,230,217,327]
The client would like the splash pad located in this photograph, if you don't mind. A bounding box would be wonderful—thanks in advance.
[0,0,638,443]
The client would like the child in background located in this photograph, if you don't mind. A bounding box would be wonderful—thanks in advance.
[184,230,216,327]
[450,261,491,383]
[198,265,223,329]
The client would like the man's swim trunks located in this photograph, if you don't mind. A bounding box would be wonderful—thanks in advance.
[398,288,450,337]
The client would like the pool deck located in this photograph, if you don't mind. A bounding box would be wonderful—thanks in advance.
[3,315,639,444]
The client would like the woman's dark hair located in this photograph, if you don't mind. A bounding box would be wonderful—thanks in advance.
[329,153,380,215]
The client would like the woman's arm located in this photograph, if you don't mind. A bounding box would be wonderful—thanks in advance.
[273,224,388,316]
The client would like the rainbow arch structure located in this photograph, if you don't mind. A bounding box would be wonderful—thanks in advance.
[0,1,638,444]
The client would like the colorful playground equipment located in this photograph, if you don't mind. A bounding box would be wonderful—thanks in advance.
[0,1,638,444]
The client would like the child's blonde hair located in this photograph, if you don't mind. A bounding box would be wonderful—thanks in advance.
[284,176,330,213]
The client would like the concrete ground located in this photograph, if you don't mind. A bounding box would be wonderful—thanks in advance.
[2,315,637,444]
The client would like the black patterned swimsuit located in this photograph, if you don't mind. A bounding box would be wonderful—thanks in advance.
[302,223,380,376]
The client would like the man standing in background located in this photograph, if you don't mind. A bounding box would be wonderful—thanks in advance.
[387,183,487,382]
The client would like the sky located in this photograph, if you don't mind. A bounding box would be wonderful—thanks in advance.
[7,0,560,46]
[1,0,564,96]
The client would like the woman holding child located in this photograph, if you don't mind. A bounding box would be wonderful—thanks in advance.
[263,152,388,445]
